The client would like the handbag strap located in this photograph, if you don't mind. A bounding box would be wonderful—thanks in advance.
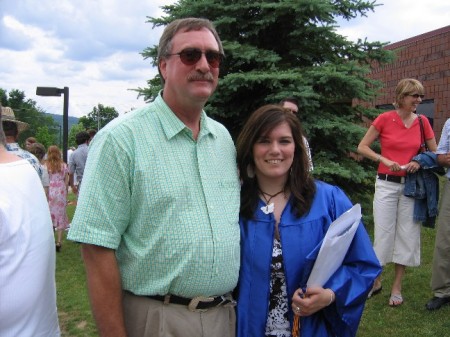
[417,114,428,152]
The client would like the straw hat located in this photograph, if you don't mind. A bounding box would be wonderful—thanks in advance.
[1,106,29,133]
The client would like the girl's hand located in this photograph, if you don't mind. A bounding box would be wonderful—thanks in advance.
[291,287,334,316]
[403,161,420,173]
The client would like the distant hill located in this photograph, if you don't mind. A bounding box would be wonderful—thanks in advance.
[45,113,79,130]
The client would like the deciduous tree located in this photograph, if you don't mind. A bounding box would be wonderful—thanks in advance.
[1,88,59,146]
[79,104,119,130]
[68,123,86,148]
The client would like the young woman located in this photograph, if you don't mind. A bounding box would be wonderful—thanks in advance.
[236,105,381,337]
[45,145,69,251]
[358,78,437,306]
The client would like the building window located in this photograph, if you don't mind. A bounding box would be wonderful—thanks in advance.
[416,99,434,128]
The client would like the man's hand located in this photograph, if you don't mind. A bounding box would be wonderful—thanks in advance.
[437,153,450,168]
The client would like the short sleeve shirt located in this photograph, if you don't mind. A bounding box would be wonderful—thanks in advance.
[5,143,43,180]
[68,143,88,182]
[436,118,450,178]
[373,111,434,176]
[0,160,60,336]
[68,93,241,297]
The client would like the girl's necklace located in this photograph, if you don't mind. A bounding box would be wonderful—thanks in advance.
[259,189,284,214]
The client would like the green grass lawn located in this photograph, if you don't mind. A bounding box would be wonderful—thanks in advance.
[358,227,450,336]
[57,193,96,336]
[58,193,450,336]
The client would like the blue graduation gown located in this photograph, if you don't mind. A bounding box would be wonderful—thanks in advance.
[236,181,381,337]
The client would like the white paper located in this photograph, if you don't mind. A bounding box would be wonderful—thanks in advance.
[306,204,361,287]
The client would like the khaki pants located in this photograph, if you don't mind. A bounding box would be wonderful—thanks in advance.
[431,180,450,297]
[123,291,236,337]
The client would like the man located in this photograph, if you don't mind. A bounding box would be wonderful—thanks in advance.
[280,97,314,170]
[68,18,240,337]
[1,106,43,179]
[87,128,97,144]
[425,118,450,310]
[68,131,89,195]
[0,108,60,336]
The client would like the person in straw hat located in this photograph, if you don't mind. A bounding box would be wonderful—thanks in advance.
[1,106,43,180]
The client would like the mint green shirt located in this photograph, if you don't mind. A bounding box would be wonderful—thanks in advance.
[68,94,240,297]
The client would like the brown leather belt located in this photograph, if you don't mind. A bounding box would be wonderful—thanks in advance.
[377,173,405,184]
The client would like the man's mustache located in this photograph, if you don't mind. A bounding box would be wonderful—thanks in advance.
[187,73,214,82]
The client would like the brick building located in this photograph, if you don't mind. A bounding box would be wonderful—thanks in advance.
[366,25,450,141]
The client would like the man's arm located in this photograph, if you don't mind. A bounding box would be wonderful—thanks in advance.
[69,172,78,195]
[81,244,127,337]
[437,153,450,167]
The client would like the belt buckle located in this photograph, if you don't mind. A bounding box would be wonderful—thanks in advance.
[222,295,237,308]
[188,296,214,312]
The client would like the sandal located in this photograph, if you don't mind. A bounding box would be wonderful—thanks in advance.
[56,242,62,252]
[389,294,403,307]
[368,285,382,299]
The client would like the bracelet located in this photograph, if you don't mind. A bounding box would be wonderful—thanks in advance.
[327,289,335,306]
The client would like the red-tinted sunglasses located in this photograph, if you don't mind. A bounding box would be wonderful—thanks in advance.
[167,48,224,68]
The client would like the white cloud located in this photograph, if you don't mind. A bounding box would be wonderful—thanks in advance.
[0,0,168,117]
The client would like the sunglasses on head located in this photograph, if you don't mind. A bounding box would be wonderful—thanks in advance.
[167,48,223,68]
[409,94,425,99]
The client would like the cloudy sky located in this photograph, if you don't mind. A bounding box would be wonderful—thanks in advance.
[1,0,449,118]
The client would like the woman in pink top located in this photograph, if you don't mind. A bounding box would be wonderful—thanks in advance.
[45,145,70,252]
[357,78,437,307]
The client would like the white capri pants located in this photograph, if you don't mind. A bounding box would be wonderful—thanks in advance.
[373,178,421,267]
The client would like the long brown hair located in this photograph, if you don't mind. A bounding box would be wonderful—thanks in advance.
[236,104,316,219]
[46,145,64,174]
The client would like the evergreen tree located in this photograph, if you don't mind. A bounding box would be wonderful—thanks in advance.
[138,0,394,209]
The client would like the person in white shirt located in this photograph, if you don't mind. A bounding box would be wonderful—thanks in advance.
[0,108,60,337]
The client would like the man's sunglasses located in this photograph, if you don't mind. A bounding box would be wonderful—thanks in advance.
[167,48,224,68]
[409,94,425,99]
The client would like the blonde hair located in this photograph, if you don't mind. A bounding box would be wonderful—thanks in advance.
[393,78,424,109]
